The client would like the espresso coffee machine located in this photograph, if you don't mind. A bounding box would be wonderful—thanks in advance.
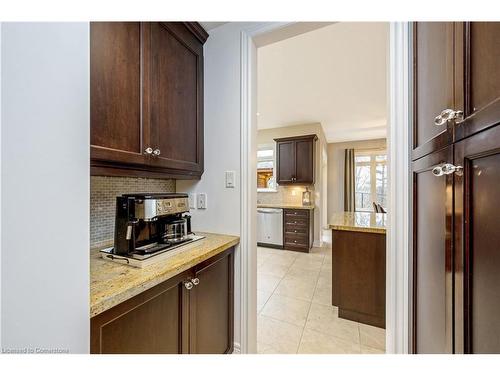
[113,193,196,256]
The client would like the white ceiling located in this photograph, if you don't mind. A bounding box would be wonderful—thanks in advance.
[257,22,389,143]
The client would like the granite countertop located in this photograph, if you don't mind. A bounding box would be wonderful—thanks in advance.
[90,232,240,318]
[329,212,387,234]
[257,203,315,210]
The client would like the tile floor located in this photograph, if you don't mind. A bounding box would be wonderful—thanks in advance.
[257,245,386,354]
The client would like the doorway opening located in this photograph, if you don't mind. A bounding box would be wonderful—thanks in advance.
[240,22,411,354]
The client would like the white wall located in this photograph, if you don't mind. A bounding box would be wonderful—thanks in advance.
[177,22,261,351]
[327,138,387,218]
[1,23,89,353]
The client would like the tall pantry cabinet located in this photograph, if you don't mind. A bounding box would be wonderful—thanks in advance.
[412,22,500,354]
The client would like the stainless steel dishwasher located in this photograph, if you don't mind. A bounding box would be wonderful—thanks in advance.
[257,208,283,247]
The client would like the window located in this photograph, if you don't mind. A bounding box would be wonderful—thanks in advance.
[257,144,277,192]
[354,150,387,212]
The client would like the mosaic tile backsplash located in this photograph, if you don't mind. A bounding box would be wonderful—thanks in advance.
[257,185,315,206]
[90,176,176,248]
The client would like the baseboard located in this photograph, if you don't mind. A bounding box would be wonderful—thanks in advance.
[313,240,322,248]
[232,342,241,354]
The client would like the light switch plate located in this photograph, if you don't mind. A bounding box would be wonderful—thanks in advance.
[188,193,196,209]
[225,170,235,188]
[197,193,207,209]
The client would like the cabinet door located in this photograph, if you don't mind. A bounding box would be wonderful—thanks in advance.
[276,140,296,183]
[189,248,234,354]
[412,146,454,353]
[90,271,190,354]
[147,22,204,176]
[454,125,500,353]
[295,138,314,184]
[455,22,500,140]
[90,22,149,166]
[412,22,455,160]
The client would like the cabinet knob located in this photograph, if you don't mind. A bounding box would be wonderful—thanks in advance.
[434,109,464,126]
[184,281,194,290]
[153,148,161,156]
[191,277,200,286]
[294,230,297,233]
[144,147,153,155]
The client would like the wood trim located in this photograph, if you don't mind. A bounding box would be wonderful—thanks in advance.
[183,22,209,44]
[273,134,318,143]
[91,162,202,180]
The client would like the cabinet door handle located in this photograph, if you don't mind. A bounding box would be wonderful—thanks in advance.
[144,147,153,155]
[434,109,464,126]
[184,281,194,290]
[432,163,463,177]
[153,148,161,156]
[191,277,200,286]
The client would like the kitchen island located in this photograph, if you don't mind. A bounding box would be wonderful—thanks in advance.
[90,232,239,354]
[329,212,386,328]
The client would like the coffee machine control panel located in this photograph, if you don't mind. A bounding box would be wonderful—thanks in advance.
[156,198,188,216]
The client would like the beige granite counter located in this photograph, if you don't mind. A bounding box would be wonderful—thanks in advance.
[257,203,315,210]
[90,232,239,317]
[329,212,387,234]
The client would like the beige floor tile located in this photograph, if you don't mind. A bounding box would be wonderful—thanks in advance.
[260,294,311,327]
[266,253,297,268]
[310,246,330,257]
[257,246,275,257]
[298,328,361,354]
[257,272,282,293]
[275,275,318,301]
[361,345,385,354]
[257,341,282,354]
[295,251,325,263]
[257,315,303,354]
[312,283,333,306]
[286,264,321,279]
[305,303,360,343]
[258,260,291,278]
[359,323,386,350]
[257,289,273,313]
[290,257,324,273]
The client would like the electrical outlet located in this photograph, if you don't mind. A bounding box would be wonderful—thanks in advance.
[225,170,235,188]
[188,193,196,209]
[197,193,207,209]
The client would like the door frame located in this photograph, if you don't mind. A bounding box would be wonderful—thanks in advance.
[239,22,412,353]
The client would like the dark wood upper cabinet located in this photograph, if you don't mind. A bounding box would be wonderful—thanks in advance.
[275,134,317,185]
[455,22,500,141]
[90,22,208,179]
[412,146,454,354]
[90,22,148,167]
[412,22,456,161]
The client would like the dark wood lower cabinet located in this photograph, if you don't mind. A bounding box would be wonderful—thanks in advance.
[283,208,313,252]
[331,229,386,329]
[90,247,234,354]
[454,125,500,354]
[412,146,454,354]
[189,251,234,354]
[412,119,500,354]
